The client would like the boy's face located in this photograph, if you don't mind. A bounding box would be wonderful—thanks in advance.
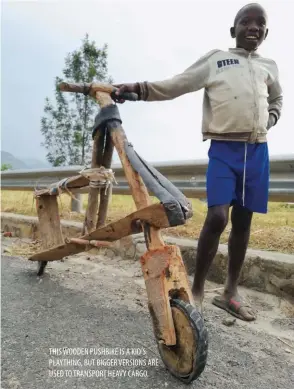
[231,5,268,51]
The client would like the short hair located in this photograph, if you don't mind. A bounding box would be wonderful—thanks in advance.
[234,3,267,26]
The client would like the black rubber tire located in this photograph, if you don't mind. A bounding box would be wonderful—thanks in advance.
[37,261,48,276]
[157,298,208,384]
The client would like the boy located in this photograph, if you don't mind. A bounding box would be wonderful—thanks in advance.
[115,3,283,321]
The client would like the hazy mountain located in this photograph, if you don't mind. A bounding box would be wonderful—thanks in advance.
[20,158,50,169]
[1,151,50,170]
[1,150,120,170]
[1,151,28,169]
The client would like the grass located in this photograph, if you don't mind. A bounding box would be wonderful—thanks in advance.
[1,190,294,254]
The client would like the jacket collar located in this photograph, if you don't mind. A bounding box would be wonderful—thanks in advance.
[229,47,260,57]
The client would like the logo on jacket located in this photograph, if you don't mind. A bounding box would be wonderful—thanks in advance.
[217,59,240,68]
[216,59,241,74]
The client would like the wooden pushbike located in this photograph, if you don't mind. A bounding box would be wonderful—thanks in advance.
[29,82,208,383]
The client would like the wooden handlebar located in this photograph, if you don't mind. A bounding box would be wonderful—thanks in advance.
[58,82,138,102]
[59,82,114,95]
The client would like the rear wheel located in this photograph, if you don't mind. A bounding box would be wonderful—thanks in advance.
[37,261,47,276]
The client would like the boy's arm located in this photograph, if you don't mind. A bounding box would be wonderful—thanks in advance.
[137,50,218,102]
[267,63,283,127]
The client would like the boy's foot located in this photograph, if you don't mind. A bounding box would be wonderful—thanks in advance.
[212,294,256,321]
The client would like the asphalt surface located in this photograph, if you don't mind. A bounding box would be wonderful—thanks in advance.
[1,245,294,389]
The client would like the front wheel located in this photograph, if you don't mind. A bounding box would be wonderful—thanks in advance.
[157,298,208,384]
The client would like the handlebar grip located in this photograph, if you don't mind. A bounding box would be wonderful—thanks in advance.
[59,82,91,94]
[110,90,138,102]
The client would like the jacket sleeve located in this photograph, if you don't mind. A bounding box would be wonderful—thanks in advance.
[138,50,218,102]
[268,62,283,124]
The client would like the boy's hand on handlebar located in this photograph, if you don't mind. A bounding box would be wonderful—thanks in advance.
[113,83,140,103]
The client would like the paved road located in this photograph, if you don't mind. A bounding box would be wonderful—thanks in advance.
[1,244,294,389]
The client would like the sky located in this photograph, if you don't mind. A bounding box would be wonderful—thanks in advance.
[1,0,293,164]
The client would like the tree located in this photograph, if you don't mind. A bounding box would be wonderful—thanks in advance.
[1,163,12,171]
[41,34,112,166]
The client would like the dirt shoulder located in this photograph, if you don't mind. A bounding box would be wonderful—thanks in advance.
[1,237,294,389]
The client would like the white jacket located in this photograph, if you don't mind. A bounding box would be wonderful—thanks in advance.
[138,48,283,143]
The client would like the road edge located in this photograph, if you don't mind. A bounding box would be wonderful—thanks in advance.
[1,212,294,299]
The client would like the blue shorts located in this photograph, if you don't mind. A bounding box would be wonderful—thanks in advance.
[206,140,269,213]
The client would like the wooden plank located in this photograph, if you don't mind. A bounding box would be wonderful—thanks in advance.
[97,184,112,228]
[111,124,164,248]
[36,195,64,249]
[92,93,163,250]
[29,203,170,262]
[110,127,150,209]
[59,82,113,96]
[83,131,103,234]
[35,175,90,197]
[141,245,194,346]
[93,93,151,209]
[141,246,175,345]
[66,238,113,248]
[57,175,88,189]
[97,130,114,228]
[107,114,164,249]
[163,245,194,306]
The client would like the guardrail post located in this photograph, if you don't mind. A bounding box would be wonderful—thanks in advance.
[71,193,83,213]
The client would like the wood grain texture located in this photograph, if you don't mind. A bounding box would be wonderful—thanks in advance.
[109,124,165,249]
[141,245,195,345]
[97,127,114,228]
[83,130,104,235]
[158,305,196,375]
[35,195,64,250]
[59,82,113,97]
[29,203,169,262]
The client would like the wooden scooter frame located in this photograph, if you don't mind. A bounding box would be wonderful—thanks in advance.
[30,82,196,348]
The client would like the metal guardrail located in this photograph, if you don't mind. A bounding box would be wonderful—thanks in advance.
[1,155,294,208]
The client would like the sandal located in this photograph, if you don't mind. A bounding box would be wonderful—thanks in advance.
[212,295,256,321]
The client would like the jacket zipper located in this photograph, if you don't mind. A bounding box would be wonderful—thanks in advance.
[242,52,254,206]
[242,143,248,207]
[248,52,258,142]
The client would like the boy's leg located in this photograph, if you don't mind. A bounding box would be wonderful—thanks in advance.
[212,142,269,321]
[192,204,230,308]
[226,204,252,295]
[192,140,237,311]
[212,204,255,321]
